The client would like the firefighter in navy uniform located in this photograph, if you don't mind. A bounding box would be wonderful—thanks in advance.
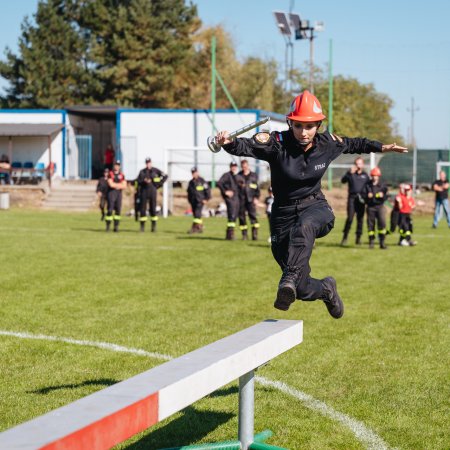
[215,90,407,318]
[137,158,167,232]
[364,167,388,249]
[238,159,260,240]
[217,162,240,240]
[187,167,211,234]
[106,160,127,232]
[96,168,109,221]
[340,157,370,245]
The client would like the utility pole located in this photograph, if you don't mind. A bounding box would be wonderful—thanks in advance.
[407,97,419,193]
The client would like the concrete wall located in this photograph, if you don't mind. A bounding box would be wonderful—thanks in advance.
[0,111,65,177]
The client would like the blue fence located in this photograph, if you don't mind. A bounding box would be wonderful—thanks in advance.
[76,135,92,179]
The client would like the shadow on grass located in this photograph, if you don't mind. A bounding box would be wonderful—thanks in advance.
[70,227,138,233]
[28,378,118,394]
[125,406,234,449]
[177,236,226,242]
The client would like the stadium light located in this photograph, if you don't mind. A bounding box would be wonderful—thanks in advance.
[273,11,294,92]
[273,10,324,94]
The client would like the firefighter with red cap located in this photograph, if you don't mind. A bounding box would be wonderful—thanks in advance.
[105,160,127,232]
[215,90,407,318]
[217,161,240,240]
[137,157,167,232]
[364,167,388,249]
[187,167,211,234]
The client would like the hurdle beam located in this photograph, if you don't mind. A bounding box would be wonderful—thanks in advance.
[0,319,302,450]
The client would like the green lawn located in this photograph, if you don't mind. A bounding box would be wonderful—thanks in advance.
[0,210,448,449]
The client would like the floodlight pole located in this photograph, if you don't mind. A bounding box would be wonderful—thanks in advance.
[408,97,419,194]
[308,28,315,93]
[211,36,217,188]
[327,39,333,190]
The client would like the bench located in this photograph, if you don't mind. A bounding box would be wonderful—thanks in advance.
[0,319,303,450]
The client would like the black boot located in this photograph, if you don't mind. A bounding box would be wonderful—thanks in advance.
[369,236,375,249]
[340,234,348,246]
[242,230,248,240]
[140,221,145,232]
[113,220,119,232]
[274,266,300,311]
[226,227,235,240]
[321,277,344,319]
[379,234,387,249]
[355,235,362,245]
[252,226,258,241]
[106,221,111,232]
[188,223,198,234]
[151,221,157,232]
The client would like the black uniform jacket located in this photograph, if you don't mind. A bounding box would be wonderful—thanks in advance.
[432,179,449,201]
[341,170,370,195]
[237,170,260,202]
[364,180,388,207]
[187,177,211,204]
[217,171,240,199]
[96,177,109,196]
[137,167,167,190]
[222,130,382,203]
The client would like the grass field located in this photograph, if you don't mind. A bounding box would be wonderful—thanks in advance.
[0,210,448,449]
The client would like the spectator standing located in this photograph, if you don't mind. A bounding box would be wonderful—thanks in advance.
[104,144,115,170]
[432,171,450,228]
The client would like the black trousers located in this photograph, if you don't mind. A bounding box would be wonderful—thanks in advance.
[225,196,240,223]
[139,187,157,220]
[270,197,335,301]
[99,194,107,212]
[367,205,386,236]
[343,194,365,237]
[398,213,413,240]
[190,201,203,221]
[106,190,122,219]
[239,199,258,228]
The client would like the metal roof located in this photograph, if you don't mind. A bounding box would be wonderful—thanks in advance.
[0,123,64,136]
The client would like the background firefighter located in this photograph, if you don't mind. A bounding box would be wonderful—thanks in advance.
[105,160,127,232]
[340,157,369,245]
[137,157,167,232]
[187,167,211,234]
[364,167,388,249]
[217,162,241,240]
[237,159,260,240]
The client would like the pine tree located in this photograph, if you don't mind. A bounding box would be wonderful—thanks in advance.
[0,0,97,108]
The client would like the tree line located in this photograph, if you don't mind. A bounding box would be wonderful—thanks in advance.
[0,0,402,143]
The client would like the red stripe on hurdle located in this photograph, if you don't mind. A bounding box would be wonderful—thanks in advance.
[40,392,159,450]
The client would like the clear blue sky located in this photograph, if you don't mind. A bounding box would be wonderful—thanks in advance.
[0,0,449,149]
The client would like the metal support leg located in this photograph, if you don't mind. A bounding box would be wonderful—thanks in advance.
[238,370,255,450]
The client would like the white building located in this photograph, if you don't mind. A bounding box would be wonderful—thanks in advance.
[0,108,288,183]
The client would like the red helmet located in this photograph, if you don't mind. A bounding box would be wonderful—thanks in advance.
[287,90,326,122]
[370,167,381,177]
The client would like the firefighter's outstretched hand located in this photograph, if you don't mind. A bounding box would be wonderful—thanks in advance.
[382,143,408,153]
[215,131,233,146]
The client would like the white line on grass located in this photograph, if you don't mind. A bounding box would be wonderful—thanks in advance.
[0,330,172,361]
[256,376,393,450]
[0,329,395,450]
